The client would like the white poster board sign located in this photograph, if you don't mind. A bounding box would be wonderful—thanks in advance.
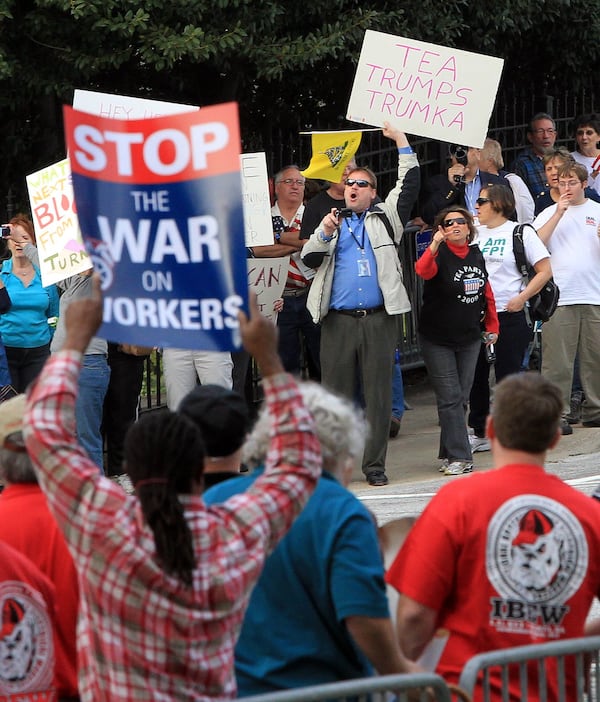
[240,153,274,246]
[74,90,269,248]
[73,89,199,119]
[247,257,288,322]
[347,31,504,148]
[26,158,92,286]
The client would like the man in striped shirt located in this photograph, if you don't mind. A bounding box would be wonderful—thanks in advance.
[250,166,321,377]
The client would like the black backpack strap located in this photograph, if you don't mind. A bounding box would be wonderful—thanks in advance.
[512,223,537,327]
[512,223,532,280]
[371,206,396,243]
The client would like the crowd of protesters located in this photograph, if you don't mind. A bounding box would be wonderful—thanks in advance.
[0,113,600,700]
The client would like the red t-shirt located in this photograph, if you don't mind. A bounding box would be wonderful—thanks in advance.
[0,484,78,697]
[0,540,57,700]
[386,463,600,701]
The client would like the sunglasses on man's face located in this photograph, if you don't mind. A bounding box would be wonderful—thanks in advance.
[345,179,373,188]
[475,197,491,206]
[442,217,468,228]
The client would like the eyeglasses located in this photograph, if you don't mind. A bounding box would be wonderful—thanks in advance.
[558,180,582,188]
[475,197,491,206]
[531,128,556,135]
[345,179,373,188]
[278,178,305,186]
[442,217,468,228]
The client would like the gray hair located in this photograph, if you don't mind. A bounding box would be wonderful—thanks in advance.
[481,138,504,170]
[0,442,37,485]
[274,165,302,184]
[243,382,366,474]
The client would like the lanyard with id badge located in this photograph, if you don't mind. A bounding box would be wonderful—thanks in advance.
[345,214,371,277]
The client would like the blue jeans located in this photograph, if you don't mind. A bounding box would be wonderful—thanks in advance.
[75,354,110,471]
[420,335,480,463]
[0,342,11,388]
[391,354,405,421]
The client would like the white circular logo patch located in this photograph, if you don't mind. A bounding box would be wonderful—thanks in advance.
[486,494,588,605]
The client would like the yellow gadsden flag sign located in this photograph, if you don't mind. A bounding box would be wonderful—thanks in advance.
[301,130,362,182]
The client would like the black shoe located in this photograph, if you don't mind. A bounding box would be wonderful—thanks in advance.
[560,420,573,435]
[366,471,389,486]
[389,416,402,438]
[566,390,584,424]
[582,420,600,428]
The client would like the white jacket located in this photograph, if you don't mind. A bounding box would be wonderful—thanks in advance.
[301,152,420,323]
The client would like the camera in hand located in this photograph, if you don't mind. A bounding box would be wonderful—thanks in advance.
[449,144,469,185]
[335,208,353,219]
[0,226,10,238]
[482,332,496,363]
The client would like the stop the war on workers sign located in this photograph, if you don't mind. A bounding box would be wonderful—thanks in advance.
[347,31,504,148]
[63,103,248,352]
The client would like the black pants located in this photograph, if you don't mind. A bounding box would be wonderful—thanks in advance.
[468,311,533,437]
[102,343,146,476]
[5,343,50,393]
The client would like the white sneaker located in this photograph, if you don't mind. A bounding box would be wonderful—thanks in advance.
[438,458,449,473]
[444,461,473,476]
[469,435,491,452]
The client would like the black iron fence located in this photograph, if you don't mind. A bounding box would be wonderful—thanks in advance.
[5,83,592,406]
[139,83,598,407]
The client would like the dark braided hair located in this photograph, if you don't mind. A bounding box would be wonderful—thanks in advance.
[124,410,205,587]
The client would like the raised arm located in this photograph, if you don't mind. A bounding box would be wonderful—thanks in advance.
[23,275,119,549]
[381,122,420,235]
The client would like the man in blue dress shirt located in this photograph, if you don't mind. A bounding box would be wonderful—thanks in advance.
[301,122,419,486]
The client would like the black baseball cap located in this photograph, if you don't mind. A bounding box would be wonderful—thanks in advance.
[178,385,250,457]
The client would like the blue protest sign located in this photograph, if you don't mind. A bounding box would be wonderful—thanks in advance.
[63,102,247,351]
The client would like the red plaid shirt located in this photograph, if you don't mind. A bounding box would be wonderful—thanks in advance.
[24,351,321,701]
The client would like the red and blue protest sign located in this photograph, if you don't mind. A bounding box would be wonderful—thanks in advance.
[63,102,248,351]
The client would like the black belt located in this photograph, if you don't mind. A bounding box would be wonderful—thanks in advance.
[282,288,309,297]
[331,306,384,318]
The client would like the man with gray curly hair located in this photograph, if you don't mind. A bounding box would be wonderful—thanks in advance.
[204,382,418,695]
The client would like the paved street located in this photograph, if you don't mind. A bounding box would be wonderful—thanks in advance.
[349,371,600,526]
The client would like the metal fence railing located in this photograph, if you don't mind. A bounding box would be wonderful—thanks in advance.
[458,635,600,702]
[241,672,467,702]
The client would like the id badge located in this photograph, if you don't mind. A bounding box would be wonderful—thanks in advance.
[357,258,371,277]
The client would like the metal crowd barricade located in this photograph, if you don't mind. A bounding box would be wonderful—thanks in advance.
[458,635,600,701]
[241,672,463,702]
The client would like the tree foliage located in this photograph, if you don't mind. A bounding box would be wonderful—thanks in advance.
[0,0,598,213]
